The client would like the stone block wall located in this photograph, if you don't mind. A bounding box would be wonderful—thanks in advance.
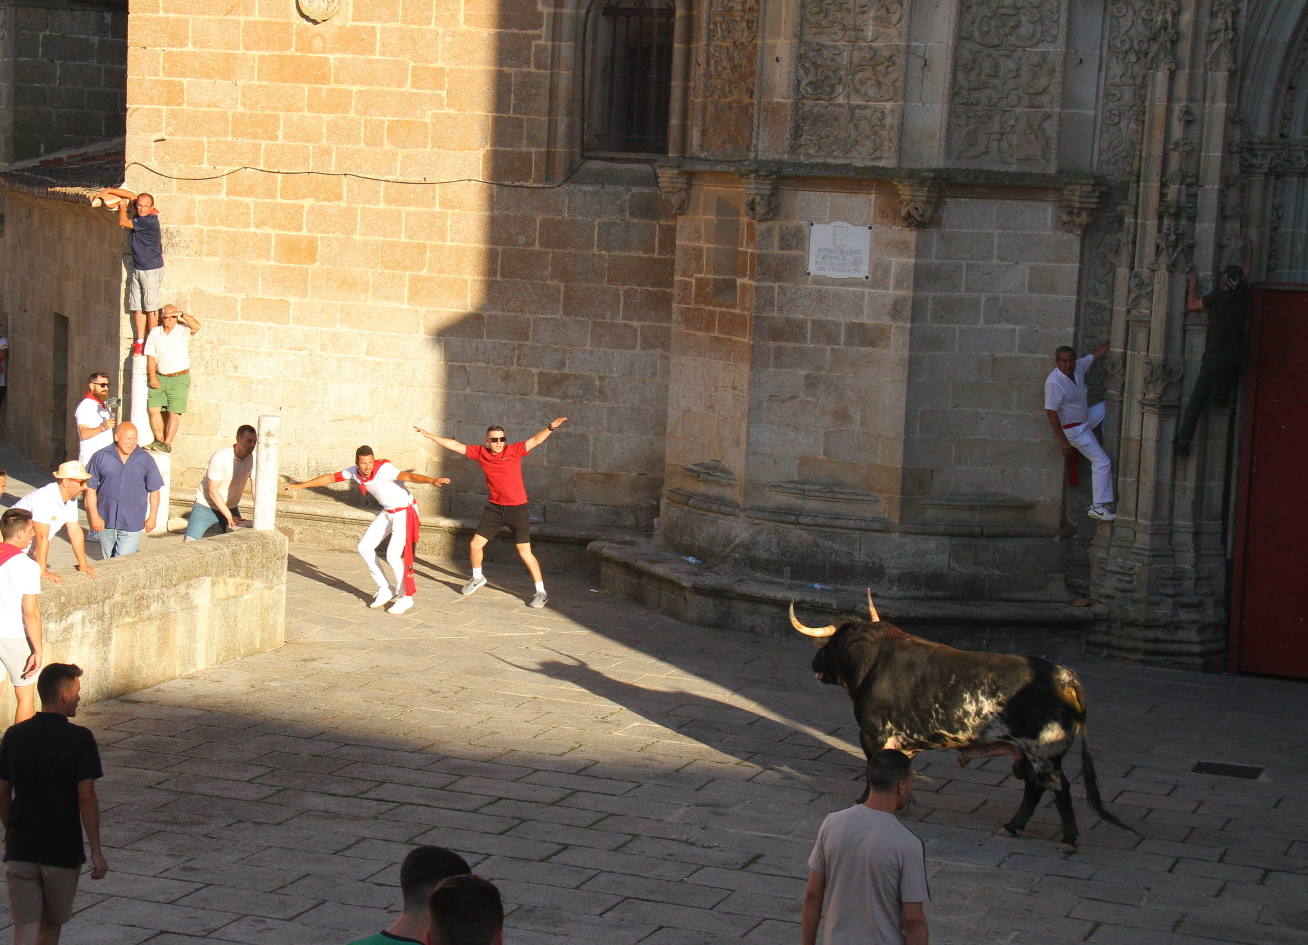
[902,196,1081,527]
[0,529,286,720]
[122,1,673,530]
[0,193,123,468]
[1,0,127,165]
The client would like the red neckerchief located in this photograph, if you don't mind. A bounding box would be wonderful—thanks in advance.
[356,459,391,496]
[83,392,106,406]
[0,544,24,566]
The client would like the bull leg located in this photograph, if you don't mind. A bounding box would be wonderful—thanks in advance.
[1051,771,1079,853]
[1002,778,1044,838]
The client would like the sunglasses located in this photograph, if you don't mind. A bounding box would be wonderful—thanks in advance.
[487,436,506,443]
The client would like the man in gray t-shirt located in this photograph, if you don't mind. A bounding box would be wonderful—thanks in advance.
[803,750,930,945]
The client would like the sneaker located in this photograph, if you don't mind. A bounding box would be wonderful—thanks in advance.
[157,442,172,454]
[369,588,392,609]
[144,440,163,452]
[1088,505,1117,522]
[528,590,548,609]
[387,596,414,615]
[461,576,487,596]
[131,340,145,356]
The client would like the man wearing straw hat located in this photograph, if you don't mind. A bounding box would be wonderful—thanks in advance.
[13,463,101,585]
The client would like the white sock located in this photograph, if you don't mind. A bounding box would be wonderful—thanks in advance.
[534,581,545,593]
[472,568,483,580]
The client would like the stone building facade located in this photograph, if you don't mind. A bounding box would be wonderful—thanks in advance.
[0,0,126,166]
[3,0,1307,667]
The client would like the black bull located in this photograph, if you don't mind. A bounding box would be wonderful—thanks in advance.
[791,597,1138,850]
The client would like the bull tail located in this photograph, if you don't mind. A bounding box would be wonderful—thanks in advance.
[1080,730,1141,836]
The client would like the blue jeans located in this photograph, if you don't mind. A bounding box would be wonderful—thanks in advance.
[98,528,142,558]
[185,502,238,540]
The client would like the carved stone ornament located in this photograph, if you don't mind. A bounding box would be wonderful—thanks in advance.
[891,178,941,228]
[656,165,690,215]
[1059,182,1104,233]
[1140,356,1183,405]
[297,0,342,22]
[739,167,779,222]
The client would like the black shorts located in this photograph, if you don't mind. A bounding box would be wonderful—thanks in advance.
[475,502,531,543]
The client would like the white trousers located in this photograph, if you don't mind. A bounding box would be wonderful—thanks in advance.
[1065,401,1114,505]
[357,509,408,595]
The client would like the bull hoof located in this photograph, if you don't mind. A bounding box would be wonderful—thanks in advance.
[1001,823,1021,838]
[1056,836,1078,854]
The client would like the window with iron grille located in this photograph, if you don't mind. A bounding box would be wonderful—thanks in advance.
[585,0,675,155]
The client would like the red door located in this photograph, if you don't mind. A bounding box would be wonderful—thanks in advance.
[1231,285,1308,677]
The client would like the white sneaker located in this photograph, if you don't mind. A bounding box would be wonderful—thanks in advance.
[387,596,414,615]
[369,588,392,609]
[1088,505,1117,522]
[528,590,548,608]
[462,576,487,596]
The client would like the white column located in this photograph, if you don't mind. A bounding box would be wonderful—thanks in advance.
[253,414,280,531]
[132,354,171,534]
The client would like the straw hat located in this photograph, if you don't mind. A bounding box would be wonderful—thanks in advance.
[53,461,91,481]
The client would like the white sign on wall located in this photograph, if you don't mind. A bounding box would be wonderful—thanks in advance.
[807,221,871,280]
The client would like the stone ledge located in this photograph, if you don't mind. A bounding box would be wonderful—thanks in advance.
[590,536,1092,658]
[0,529,287,717]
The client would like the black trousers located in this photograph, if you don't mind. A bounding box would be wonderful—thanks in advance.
[1176,349,1242,448]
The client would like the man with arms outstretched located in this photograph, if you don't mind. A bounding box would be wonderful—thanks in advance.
[283,447,449,614]
[414,419,566,609]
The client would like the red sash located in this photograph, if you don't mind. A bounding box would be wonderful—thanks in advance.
[387,504,421,597]
[0,544,25,566]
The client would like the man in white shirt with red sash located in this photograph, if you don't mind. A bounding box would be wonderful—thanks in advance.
[283,446,449,614]
[1044,342,1115,522]
[74,373,115,467]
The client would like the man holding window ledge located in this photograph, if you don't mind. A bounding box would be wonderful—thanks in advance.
[414,418,567,609]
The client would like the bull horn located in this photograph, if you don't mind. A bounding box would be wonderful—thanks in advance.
[788,601,837,638]
[866,589,881,623]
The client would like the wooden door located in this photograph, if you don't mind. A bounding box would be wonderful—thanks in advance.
[1231,285,1308,677]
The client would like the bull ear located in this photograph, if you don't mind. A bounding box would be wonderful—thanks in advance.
[866,588,881,623]
[788,601,837,639]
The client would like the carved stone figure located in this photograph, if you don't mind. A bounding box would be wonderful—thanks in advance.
[296,0,342,23]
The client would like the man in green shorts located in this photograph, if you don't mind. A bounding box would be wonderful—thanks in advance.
[143,304,200,453]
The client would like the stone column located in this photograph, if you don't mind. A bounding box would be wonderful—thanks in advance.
[131,353,170,534]
[253,414,280,531]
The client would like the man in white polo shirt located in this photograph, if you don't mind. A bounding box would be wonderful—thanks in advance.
[14,463,100,584]
[283,446,449,615]
[185,425,258,541]
[74,372,115,467]
[0,509,42,725]
[143,305,200,454]
[1044,342,1115,522]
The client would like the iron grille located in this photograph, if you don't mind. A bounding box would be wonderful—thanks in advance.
[591,0,675,154]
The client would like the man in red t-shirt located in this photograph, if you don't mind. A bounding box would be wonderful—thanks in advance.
[415,418,567,608]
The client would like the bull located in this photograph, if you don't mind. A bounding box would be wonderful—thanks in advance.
[792,592,1138,851]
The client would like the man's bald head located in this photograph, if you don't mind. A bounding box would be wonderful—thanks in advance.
[160,304,181,319]
[115,422,139,454]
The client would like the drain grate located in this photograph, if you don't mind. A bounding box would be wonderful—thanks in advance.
[1192,761,1264,779]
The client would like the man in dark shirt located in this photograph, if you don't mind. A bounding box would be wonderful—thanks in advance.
[99,187,165,356]
[0,663,107,943]
[1176,249,1253,455]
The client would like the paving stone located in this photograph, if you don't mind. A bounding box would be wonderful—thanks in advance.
[8,546,1303,942]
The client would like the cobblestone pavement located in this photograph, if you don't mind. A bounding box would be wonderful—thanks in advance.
[4,540,1307,944]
